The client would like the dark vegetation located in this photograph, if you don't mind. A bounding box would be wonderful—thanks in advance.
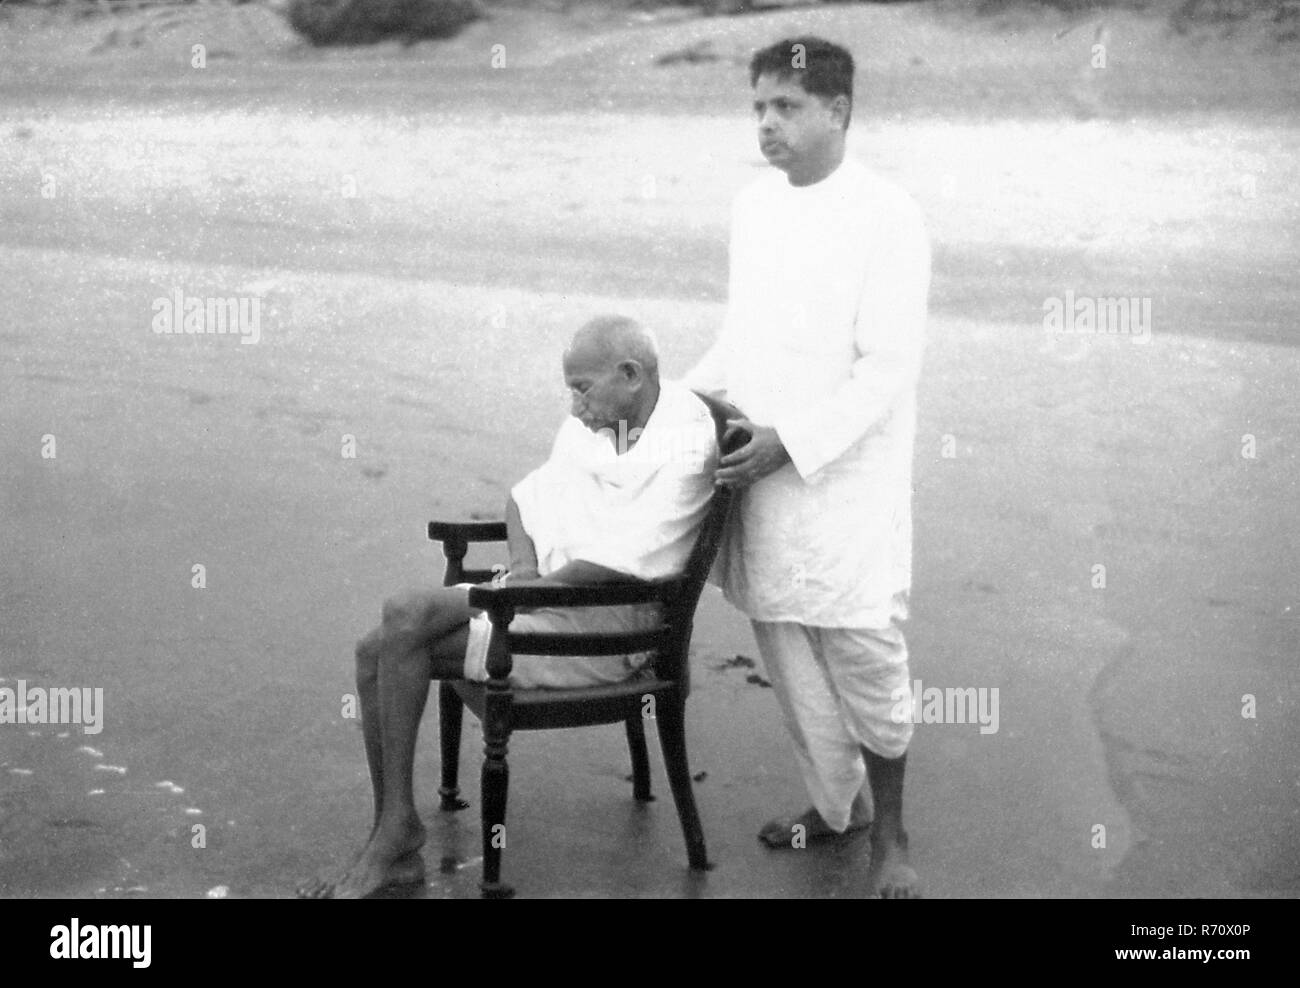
[286,0,484,46]
[3,0,1296,45]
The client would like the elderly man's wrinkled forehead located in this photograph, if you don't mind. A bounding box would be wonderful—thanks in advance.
[563,331,617,376]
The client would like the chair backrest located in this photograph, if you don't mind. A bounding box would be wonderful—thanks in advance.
[654,391,747,691]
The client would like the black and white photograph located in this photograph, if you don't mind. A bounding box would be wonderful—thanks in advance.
[0,0,1295,939]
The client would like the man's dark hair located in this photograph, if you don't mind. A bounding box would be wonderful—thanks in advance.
[749,36,855,125]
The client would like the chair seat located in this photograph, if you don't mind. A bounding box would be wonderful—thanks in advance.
[451,676,677,731]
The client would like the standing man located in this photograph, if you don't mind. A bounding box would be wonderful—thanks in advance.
[684,36,930,899]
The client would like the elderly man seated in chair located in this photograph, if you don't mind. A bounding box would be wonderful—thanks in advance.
[299,315,719,899]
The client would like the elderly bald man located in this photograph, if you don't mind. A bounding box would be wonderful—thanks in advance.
[300,315,719,899]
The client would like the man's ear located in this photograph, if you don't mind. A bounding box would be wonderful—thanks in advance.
[830,93,851,129]
[617,359,644,386]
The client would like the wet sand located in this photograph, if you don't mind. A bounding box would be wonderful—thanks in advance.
[1,2,1297,897]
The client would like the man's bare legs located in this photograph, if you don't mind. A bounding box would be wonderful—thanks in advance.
[295,626,390,899]
[862,748,919,899]
[298,586,475,899]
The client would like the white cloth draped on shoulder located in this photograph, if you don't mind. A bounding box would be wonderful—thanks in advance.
[463,380,719,689]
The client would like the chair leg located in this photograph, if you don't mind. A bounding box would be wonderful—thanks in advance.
[438,682,469,811]
[656,691,710,871]
[479,722,515,899]
[625,715,654,802]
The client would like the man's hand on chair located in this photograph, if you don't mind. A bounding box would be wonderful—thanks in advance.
[715,419,791,488]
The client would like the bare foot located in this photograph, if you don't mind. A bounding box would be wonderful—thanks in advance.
[297,844,368,899]
[758,797,871,849]
[326,822,428,900]
[326,846,426,900]
[297,866,347,900]
[298,854,423,900]
[865,830,920,899]
[296,824,381,899]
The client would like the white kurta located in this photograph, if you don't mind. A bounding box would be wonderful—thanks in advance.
[461,381,718,689]
[684,156,931,629]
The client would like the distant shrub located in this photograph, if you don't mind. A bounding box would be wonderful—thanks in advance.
[287,0,483,46]
[973,0,1298,43]
[974,0,1154,12]
[1171,0,1291,27]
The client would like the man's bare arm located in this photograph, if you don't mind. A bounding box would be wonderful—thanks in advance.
[530,559,638,586]
[505,498,629,584]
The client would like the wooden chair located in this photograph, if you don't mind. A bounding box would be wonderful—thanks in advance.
[426,392,743,898]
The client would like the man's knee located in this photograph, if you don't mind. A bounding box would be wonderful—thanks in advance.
[380,590,437,637]
[355,629,383,682]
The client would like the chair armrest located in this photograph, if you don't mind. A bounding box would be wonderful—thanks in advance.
[468,577,684,613]
[427,520,508,544]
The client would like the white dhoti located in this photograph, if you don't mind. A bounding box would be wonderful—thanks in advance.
[461,598,657,690]
[751,619,913,833]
